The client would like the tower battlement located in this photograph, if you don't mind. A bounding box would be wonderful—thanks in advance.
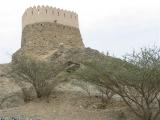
[22,6,79,29]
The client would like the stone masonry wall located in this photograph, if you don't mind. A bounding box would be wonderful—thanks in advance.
[21,22,84,50]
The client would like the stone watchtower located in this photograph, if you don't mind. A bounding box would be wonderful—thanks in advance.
[21,6,84,53]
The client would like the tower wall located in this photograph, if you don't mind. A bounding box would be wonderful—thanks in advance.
[22,22,84,50]
[22,6,79,29]
[20,6,84,55]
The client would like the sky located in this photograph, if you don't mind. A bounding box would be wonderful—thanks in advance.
[1,0,160,63]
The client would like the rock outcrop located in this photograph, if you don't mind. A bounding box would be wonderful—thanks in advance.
[0,75,24,109]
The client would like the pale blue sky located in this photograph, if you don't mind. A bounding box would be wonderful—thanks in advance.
[0,0,160,63]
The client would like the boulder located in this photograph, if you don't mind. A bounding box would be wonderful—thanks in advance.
[0,77,24,109]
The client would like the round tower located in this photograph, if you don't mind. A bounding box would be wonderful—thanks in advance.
[21,6,84,51]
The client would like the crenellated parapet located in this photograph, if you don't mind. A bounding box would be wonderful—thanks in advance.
[22,6,79,29]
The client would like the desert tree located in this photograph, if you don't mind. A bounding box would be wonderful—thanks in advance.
[76,46,160,120]
[12,55,65,98]
[74,60,116,104]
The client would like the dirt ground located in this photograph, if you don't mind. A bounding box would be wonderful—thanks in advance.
[0,91,136,120]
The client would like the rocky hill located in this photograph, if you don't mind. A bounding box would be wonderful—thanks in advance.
[0,47,136,120]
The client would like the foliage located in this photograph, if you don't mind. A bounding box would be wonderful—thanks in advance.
[76,47,160,120]
[74,59,118,104]
[12,55,64,98]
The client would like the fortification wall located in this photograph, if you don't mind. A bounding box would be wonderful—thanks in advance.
[21,22,84,50]
[22,6,79,29]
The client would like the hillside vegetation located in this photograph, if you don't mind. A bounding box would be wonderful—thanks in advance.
[0,46,160,120]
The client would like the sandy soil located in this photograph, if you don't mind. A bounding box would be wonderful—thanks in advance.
[0,91,135,120]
